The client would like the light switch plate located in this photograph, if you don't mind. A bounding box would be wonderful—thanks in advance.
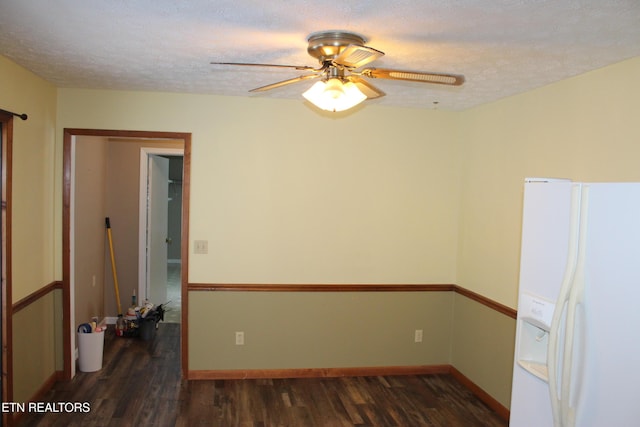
[194,240,208,254]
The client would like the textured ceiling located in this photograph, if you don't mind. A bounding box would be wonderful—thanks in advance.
[1,1,639,111]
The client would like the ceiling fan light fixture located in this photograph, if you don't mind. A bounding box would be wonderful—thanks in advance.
[302,78,367,112]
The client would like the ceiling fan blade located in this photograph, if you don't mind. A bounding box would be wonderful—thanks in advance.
[363,68,464,86]
[348,76,385,99]
[211,62,318,72]
[333,44,384,69]
[249,74,321,92]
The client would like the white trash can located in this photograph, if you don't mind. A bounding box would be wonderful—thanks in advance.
[77,329,105,372]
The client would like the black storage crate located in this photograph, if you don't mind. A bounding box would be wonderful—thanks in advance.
[119,304,165,339]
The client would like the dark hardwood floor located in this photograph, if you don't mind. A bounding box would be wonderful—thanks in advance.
[18,323,507,427]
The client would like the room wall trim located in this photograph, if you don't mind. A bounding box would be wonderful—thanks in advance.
[188,283,455,292]
[12,280,62,313]
[452,285,516,319]
[188,364,451,380]
[450,366,510,421]
[188,283,517,319]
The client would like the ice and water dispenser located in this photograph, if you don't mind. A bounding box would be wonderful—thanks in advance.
[516,292,556,382]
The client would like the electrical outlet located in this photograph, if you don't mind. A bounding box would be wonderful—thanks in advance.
[414,329,423,343]
[235,331,245,345]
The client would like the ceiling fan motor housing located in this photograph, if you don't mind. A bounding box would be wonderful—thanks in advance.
[306,31,367,63]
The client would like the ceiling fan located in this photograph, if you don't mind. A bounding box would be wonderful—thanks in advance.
[211,30,464,112]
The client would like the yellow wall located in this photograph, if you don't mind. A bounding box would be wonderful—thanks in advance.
[54,89,466,394]
[451,56,640,407]
[55,91,462,286]
[457,56,640,308]
[0,55,58,403]
[0,55,57,302]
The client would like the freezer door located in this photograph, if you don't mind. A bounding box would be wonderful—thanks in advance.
[510,180,575,427]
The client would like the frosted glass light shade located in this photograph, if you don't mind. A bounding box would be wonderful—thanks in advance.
[302,78,367,112]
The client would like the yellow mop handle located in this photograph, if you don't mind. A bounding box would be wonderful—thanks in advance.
[105,217,122,316]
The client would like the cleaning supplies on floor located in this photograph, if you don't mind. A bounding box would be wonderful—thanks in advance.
[116,314,126,337]
[115,300,166,339]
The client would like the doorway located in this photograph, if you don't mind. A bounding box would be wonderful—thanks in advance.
[139,149,184,323]
[63,129,191,380]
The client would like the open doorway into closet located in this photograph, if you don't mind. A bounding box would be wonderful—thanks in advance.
[63,129,191,379]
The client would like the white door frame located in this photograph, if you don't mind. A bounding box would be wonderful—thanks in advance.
[138,147,184,302]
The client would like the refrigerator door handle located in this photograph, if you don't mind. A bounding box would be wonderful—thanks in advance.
[561,268,585,427]
[561,185,589,427]
[548,184,582,427]
[549,300,569,427]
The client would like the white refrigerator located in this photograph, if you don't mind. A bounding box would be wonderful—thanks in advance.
[510,178,640,427]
